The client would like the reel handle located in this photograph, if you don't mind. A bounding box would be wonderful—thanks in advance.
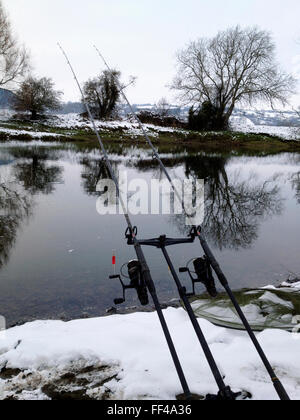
[179,267,196,297]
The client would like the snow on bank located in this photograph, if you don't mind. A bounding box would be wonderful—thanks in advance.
[0,127,62,139]
[37,113,300,141]
[280,281,300,290]
[54,112,298,140]
[0,307,299,400]
[55,113,300,140]
[0,111,298,141]
[230,116,300,141]
[48,113,187,137]
[264,279,300,291]
[0,113,187,142]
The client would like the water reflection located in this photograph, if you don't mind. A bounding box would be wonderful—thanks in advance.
[80,158,116,196]
[0,180,32,268]
[291,172,300,204]
[0,148,64,270]
[11,148,63,195]
[183,155,283,250]
[203,173,282,249]
[0,144,299,326]
[94,153,284,251]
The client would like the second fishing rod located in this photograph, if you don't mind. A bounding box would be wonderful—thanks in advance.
[94,46,290,402]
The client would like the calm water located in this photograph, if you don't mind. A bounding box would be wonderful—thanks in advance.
[0,141,299,326]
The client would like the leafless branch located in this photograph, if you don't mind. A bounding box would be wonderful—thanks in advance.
[171,26,296,128]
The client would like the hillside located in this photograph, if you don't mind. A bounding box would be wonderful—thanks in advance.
[0,89,16,109]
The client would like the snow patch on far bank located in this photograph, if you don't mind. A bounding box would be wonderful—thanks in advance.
[48,114,187,137]
[230,115,300,141]
[0,308,299,400]
[0,127,62,139]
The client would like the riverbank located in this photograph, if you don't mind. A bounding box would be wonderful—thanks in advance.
[0,305,299,401]
[0,114,299,154]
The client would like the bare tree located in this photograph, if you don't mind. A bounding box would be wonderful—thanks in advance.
[0,1,29,88]
[83,70,121,120]
[13,76,62,119]
[172,26,296,130]
[155,97,171,117]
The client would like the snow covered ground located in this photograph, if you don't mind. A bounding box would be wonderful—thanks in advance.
[230,115,300,140]
[0,111,187,140]
[0,126,62,139]
[49,113,300,140]
[0,109,298,141]
[47,113,187,137]
[0,306,299,400]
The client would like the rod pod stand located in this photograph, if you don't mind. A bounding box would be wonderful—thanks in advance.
[95,50,290,401]
[129,230,240,400]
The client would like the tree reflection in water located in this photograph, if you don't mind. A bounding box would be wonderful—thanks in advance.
[0,180,32,268]
[291,172,300,204]
[203,172,282,250]
[12,148,63,195]
[80,158,113,196]
[0,147,63,270]
[177,155,283,250]
[286,154,300,205]
[80,152,284,251]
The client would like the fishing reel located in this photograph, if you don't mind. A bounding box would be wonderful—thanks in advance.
[179,256,218,298]
[110,260,149,306]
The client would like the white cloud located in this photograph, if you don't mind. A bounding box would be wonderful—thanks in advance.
[2,0,300,105]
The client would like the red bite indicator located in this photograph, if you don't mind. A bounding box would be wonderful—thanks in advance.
[112,251,116,275]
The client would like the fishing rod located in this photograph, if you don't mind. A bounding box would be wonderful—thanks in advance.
[59,43,243,401]
[58,43,192,401]
[88,47,247,401]
[94,47,290,401]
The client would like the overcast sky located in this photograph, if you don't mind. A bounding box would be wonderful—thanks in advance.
[3,0,300,107]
